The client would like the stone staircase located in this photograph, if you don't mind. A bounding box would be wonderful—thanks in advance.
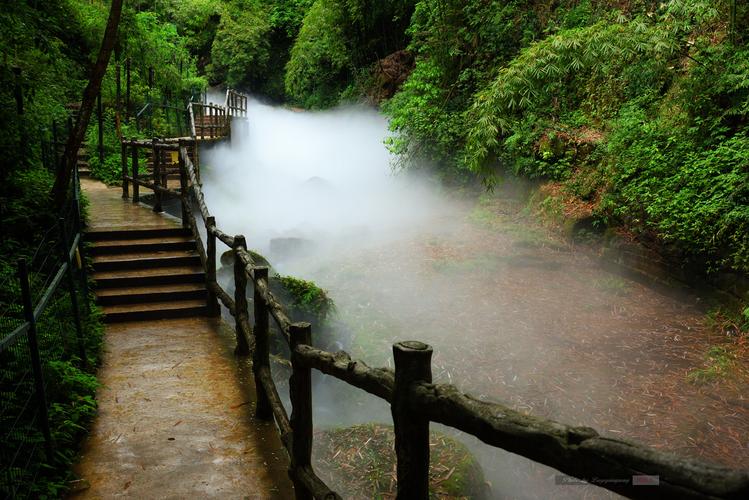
[87,227,209,323]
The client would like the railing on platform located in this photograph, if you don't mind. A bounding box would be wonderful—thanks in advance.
[225,88,248,118]
[189,102,230,140]
[187,87,248,141]
[117,132,749,499]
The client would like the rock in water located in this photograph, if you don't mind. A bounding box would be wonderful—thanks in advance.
[220,249,271,268]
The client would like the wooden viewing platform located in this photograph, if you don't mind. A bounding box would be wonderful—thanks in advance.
[72,179,293,498]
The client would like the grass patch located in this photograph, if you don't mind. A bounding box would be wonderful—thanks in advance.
[314,423,489,499]
[687,346,736,385]
[593,276,630,296]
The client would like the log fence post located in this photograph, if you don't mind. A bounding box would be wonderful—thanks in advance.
[205,216,219,316]
[232,235,251,355]
[252,266,272,420]
[59,218,87,368]
[290,322,313,500]
[71,189,91,313]
[131,139,139,203]
[392,341,433,499]
[125,58,131,120]
[152,139,162,213]
[178,141,189,228]
[121,140,128,198]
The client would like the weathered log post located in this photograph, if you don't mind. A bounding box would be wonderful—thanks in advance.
[59,218,87,368]
[205,216,219,316]
[125,58,131,121]
[252,266,272,420]
[152,139,162,213]
[289,322,314,500]
[232,235,251,355]
[131,139,139,204]
[71,187,91,313]
[208,105,214,138]
[392,341,433,499]
[121,140,128,198]
[177,142,189,228]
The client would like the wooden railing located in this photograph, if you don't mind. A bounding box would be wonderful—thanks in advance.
[187,87,248,141]
[190,102,230,140]
[225,87,248,118]
[119,134,749,499]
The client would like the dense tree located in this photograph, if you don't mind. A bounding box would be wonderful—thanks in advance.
[52,0,123,208]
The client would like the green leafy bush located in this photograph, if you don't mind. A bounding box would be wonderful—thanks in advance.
[208,2,272,88]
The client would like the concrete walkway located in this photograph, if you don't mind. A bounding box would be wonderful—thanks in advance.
[72,179,293,498]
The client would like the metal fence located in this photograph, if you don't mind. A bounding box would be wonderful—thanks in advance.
[0,172,92,498]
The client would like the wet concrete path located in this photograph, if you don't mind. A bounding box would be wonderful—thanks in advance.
[72,180,293,498]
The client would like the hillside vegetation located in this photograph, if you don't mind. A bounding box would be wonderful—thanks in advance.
[159,1,749,294]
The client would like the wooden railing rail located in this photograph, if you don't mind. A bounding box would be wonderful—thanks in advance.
[118,133,749,500]
[225,88,248,118]
[190,102,230,139]
[120,138,188,208]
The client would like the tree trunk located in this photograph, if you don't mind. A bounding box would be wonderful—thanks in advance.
[51,0,123,208]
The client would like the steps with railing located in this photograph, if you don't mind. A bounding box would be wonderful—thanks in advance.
[87,227,208,323]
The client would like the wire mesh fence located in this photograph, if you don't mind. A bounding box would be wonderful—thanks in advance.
[0,179,95,498]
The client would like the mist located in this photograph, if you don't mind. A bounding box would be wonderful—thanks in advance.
[199,98,713,499]
[201,99,453,270]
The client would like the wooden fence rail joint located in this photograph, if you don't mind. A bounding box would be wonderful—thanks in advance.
[232,235,252,356]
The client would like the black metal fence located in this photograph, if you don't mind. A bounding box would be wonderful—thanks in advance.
[0,172,93,498]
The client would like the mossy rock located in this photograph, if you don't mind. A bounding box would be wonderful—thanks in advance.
[220,249,271,268]
[314,423,489,499]
[271,274,334,325]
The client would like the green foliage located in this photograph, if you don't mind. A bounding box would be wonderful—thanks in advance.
[687,345,736,384]
[285,0,415,107]
[270,0,315,38]
[385,0,552,174]
[382,0,749,275]
[273,273,335,323]
[208,1,272,88]
[169,0,223,64]
[285,0,351,107]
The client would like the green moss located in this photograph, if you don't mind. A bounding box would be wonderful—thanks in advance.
[272,273,335,324]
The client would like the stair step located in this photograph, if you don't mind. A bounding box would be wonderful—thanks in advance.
[89,239,195,255]
[101,299,208,323]
[96,282,206,296]
[96,285,207,306]
[94,266,205,288]
[92,254,201,272]
[86,227,191,242]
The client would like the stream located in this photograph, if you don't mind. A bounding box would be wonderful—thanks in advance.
[201,99,748,499]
